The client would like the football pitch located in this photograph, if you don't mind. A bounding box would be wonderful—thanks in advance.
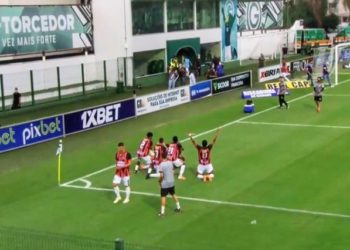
[1,74,350,250]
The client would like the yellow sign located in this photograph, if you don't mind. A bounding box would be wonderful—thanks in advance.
[265,80,311,89]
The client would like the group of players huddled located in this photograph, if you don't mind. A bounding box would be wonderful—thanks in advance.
[112,129,220,207]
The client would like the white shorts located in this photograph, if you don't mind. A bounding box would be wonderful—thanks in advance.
[172,158,183,168]
[113,175,130,186]
[139,155,152,165]
[197,164,214,174]
[153,164,161,173]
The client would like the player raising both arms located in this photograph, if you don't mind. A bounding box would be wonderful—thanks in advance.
[135,132,153,174]
[146,137,167,179]
[113,142,132,204]
[189,129,220,182]
[167,136,186,180]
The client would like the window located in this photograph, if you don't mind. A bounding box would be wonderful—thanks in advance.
[132,0,164,35]
[167,0,194,32]
[197,0,219,29]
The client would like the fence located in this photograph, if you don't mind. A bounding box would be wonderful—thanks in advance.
[0,57,133,112]
[0,227,185,250]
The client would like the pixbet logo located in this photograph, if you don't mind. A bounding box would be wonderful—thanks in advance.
[0,127,16,146]
[81,103,121,129]
[22,117,61,145]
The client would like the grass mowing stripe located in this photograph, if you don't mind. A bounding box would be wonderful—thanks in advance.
[61,77,350,187]
[238,121,350,130]
[62,184,350,220]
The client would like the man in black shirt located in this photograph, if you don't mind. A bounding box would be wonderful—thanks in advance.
[11,87,21,110]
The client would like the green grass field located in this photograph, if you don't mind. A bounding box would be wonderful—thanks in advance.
[1,72,350,250]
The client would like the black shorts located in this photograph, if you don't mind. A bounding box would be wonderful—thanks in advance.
[160,186,175,197]
[314,96,322,102]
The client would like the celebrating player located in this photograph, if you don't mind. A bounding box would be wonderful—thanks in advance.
[146,137,167,179]
[167,136,186,180]
[112,142,132,204]
[314,77,324,113]
[134,132,153,173]
[189,129,220,182]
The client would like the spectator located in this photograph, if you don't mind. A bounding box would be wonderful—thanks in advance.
[216,62,225,77]
[11,87,21,110]
[189,70,196,85]
[258,53,265,68]
[168,68,179,89]
[207,64,217,79]
[195,54,201,76]
[184,56,192,75]
[178,64,187,86]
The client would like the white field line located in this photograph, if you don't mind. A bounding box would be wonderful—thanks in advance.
[62,184,350,219]
[237,121,350,130]
[60,92,313,187]
[323,94,350,97]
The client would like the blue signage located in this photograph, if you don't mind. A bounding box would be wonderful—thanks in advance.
[190,80,212,100]
[64,98,136,135]
[0,116,64,153]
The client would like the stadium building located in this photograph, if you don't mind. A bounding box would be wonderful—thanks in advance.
[0,0,286,103]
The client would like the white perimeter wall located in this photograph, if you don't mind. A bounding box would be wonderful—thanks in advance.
[0,0,79,4]
[133,28,287,60]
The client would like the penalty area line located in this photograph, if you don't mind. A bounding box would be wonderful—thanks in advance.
[61,184,350,220]
[237,121,350,130]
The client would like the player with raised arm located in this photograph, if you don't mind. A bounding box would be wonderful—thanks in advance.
[167,136,186,180]
[134,132,153,174]
[112,142,132,204]
[189,129,220,182]
[146,137,167,179]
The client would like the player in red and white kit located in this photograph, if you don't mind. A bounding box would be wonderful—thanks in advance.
[146,137,167,179]
[189,129,220,182]
[112,142,132,204]
[134,132,153,173]
[167,136,186,180]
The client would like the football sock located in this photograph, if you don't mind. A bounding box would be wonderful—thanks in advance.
[147,168,152,174]
[125,186,131,199]
[209,173,214,179]
[197,174,204,180]
[134,164,139,171]
[179,165,186,177]
[113,186,120,198]
[161,205,165,214]
[150,173,161,178]
[176,202,180,210]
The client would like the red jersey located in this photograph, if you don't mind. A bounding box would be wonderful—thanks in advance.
[167,142,183,161]
[137,138,153,157]
[115,151,132,177]
[153,143,167,166]
[197,145,213,165]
